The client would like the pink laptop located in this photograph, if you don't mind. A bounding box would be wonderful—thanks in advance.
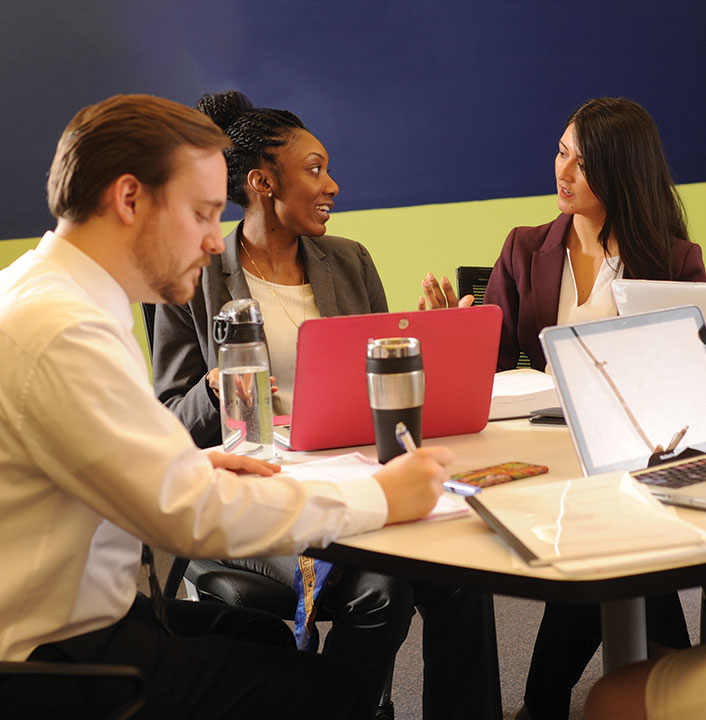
[277,306,502,451]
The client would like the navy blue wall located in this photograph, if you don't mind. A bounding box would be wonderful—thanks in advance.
[1,0,704,238]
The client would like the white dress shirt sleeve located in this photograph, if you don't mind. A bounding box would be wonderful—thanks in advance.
[17,318,388,559]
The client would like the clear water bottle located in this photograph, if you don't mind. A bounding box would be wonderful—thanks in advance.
[213,298,274,459]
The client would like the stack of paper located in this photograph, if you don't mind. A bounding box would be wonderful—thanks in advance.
[488,368,559,420]
[468,471,706,573]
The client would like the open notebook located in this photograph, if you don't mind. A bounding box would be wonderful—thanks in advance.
[540,305,706,509]
[276,306,501,451]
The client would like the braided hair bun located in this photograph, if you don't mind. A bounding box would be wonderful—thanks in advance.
[194,90,305,207]
[195,90,253,131]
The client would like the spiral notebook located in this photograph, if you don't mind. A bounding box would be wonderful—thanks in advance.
[276,306,502,451]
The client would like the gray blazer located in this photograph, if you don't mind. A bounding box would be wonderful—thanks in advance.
[152,223,388,448]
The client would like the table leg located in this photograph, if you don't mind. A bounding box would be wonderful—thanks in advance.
[479,593,503,720]
[600,597,647,673]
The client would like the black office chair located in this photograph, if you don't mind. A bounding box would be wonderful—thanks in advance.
[142,303,396,719]
[456,265,493,305]
[143,304,307,614]
[0,658,145,719]
[456,265,532,368]
[140,302,157,356]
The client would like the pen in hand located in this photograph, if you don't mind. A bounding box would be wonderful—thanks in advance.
[394,422,480,497]
[395,422,417,453]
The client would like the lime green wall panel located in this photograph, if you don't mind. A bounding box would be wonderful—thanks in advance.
[3,183,705,362]
[326,183,706,312]
[0,236,152,374]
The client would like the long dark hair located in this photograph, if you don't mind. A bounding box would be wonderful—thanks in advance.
[195,90,305,208]
[567,97,689,280]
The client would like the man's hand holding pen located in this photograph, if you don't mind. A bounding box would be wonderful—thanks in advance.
[373,439,454,525]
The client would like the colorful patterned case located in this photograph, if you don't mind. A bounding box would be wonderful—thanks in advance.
[450,461,548,488]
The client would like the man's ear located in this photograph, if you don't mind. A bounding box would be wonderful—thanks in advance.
[111,174,144,225]
[246,168,275,199]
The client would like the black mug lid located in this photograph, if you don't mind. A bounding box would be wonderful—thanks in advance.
[213,320,264,344]
[366,337,423,374]
[213,298,264,344]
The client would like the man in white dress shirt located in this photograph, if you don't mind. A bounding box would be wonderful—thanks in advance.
[0,94,453,719]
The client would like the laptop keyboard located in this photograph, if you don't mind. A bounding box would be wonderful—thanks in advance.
[634,457,706,489]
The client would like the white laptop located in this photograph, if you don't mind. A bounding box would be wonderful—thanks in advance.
[612,278,706,317]
[540,305,706,509]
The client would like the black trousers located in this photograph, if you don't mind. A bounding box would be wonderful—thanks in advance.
[523,592,691,720]
[226,556,502,719]
[2,594,367,719]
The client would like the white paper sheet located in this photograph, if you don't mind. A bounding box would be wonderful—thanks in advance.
[281,452,470,522]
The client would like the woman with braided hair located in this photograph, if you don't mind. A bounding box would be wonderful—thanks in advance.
[151,90,501,720]
[154,90,388,425]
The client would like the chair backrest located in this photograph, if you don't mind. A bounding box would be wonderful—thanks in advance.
[456,265,493,305]
[0,660,145,719]
[140,303,156,357]
[456,266,532,368]
[142,307,197,606]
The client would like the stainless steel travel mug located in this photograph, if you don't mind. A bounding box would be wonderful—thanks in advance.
[366,337,425,463]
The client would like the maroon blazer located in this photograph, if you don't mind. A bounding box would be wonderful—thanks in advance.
[485,213,706,371]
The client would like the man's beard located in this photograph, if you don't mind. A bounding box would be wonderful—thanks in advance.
[132,213,208,305]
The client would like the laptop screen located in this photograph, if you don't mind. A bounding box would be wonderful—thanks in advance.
[540,306,706,476]
[612,279,706,318]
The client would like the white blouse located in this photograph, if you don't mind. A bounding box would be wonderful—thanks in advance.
[556,248,624,325]
[244,269,321,415]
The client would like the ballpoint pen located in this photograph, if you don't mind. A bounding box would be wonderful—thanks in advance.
[394,422,481,497]
[395,422,417,453]
[665,425,688,453]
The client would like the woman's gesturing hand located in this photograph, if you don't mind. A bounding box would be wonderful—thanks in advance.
[417,273,474,310]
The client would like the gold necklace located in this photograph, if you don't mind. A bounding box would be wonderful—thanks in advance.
[240,239,306,328]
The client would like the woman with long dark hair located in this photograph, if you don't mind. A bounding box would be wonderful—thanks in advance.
[488,96,704,372]
[499,98,703,720]
[421,97,704,720]
[420,97,704,375]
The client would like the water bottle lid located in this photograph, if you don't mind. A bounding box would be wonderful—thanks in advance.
[213,298,265,344]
